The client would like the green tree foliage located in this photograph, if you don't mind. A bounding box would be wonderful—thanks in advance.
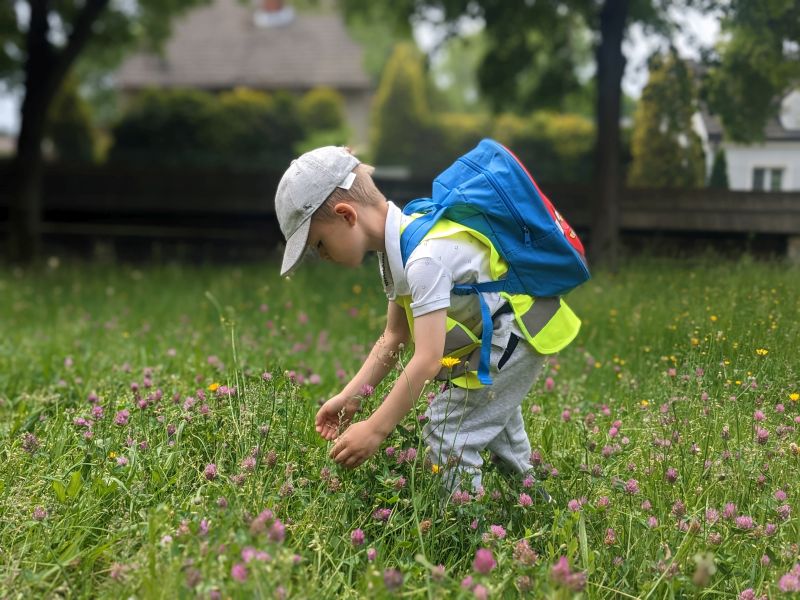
[109,89,223,167]
[46,76,98,163]
[628,53,705,188]
[703,0,800,143]
[708,149,729,189]
[3,0,212,261]
[493,111,595,183]
[370,42,493,176]
[109,87,310,169]
[298,87,346,132]
[370,42,433,172]
[219,88,305,167]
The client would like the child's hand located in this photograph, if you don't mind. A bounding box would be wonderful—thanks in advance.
[329,420,385,469]
[315,394,359,441]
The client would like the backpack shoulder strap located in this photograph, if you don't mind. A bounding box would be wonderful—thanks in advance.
[399,204,448,266]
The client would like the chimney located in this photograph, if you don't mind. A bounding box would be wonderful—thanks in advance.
[262,0,283,12]
[254,0,294,28]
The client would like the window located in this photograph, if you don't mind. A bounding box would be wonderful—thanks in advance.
[753,168,765,191]
[770,168,784,191]
[753,167,785,192]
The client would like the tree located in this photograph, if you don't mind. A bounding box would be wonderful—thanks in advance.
[707,149,728,189]
[703,0,800,144]
[47,74,99,163]
[340,0,661,268]
[628,53,705,188]
[1,0,209,262]
[370,42,432,170]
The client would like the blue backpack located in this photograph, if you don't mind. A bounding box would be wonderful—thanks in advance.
[399,138,590,383]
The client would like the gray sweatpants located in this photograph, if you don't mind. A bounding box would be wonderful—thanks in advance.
[423,319,546,492]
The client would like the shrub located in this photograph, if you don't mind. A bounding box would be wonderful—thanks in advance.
[109,87,305,169]
[218,88,304,168]
[47,76,99,163]
[109,88,225,167]
[708,149,729,189]
[627,53,706,188]
[298,87,346,132]
[370,42,431,173]
[493,111,594,183]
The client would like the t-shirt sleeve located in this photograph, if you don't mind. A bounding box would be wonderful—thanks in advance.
[405,255,453,317]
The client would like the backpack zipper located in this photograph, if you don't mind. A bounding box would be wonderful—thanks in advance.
[460,155,532,248]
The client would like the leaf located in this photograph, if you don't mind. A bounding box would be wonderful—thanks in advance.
[52,480,66,503]
[66,470,83,499]
[542,423,554,454]
[578,512,589,571]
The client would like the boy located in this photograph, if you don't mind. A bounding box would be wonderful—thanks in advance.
[275,146,579,492]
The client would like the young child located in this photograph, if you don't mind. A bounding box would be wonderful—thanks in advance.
[275,146,580,492]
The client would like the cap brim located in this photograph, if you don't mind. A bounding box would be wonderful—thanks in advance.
[280,218,312,276]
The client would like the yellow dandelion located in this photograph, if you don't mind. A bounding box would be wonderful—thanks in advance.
[431,464,440,474]
[710,315,718,322]
[208,382,220,391]
[640,400,649,408]
[440,357,461,369]
[789,392,799,402]
[108,451,117,460]
[755,348,769,357]
[691,337,700,346]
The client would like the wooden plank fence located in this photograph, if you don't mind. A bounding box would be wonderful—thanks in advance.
[1,164,799,260]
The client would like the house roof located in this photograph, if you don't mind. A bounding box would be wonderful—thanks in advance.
[115,0,371,92]
[686,59,800,142]
[699,107,800,143]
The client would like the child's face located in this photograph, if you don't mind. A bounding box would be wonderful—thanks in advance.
[306,206,366,268]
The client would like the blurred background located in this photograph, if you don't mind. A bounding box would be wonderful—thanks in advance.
[1,0,798,266]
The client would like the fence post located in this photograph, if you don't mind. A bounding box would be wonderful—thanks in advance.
[788,236,800,264]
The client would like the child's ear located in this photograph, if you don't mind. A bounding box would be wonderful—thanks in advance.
[333,203,357,225]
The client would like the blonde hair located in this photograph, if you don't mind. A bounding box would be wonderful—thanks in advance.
[313,163,385,222]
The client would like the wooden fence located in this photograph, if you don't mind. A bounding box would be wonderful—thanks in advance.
[1,163,799,260]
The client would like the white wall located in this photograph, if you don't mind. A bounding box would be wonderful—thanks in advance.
[722,142,800,191]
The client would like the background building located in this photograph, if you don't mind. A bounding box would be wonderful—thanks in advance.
[115,0,373,145]
[695,90,800,191]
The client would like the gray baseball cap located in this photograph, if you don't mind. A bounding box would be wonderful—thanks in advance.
[275,146,360,276]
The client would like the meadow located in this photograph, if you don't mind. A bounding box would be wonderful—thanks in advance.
[1,254,798,599]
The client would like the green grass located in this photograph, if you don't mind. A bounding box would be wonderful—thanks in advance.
[1,255,799,599]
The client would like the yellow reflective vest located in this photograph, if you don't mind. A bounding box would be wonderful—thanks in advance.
[396,216,581,389]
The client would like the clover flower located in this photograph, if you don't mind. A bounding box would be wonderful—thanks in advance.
[383,568,403,591]
[350,528,365,547]
[550,556,586,592]
[231,563,247,582]
[472,548,496,574]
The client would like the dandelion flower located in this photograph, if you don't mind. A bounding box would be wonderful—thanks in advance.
[440,356,461,368]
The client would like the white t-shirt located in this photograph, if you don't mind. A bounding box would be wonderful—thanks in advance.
[378,201,519,341]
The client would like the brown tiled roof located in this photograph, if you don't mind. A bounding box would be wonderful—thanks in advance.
[115,0,371,91]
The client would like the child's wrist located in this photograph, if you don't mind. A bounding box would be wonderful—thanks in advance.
[367,414,394,438]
